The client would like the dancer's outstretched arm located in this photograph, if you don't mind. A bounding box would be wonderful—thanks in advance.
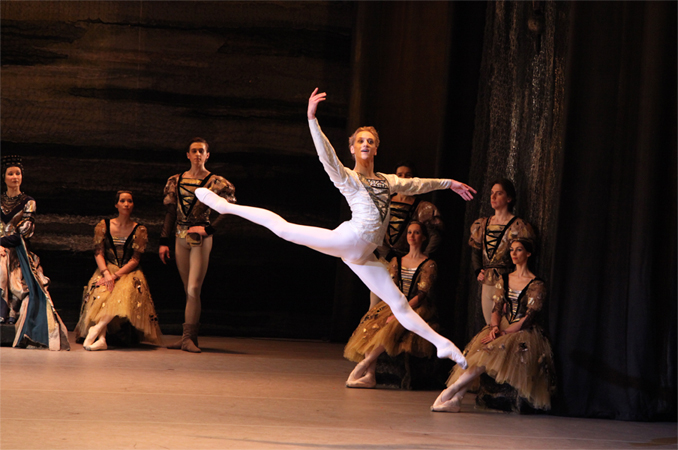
[307,88,356,193]
[387,174,476,201]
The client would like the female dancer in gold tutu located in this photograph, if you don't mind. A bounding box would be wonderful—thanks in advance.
[431,238,555,412]
[470,179,535,324]
[344,221,439,388]
[76,191,163,351]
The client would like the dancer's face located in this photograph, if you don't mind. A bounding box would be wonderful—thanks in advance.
[350,131,378,161]
[396,166,414,179]
[115,192,134,216]
[407,223,427,251]
[3,166,22,190]
[490,183,511,211]
[509,241,531,265]
[187,143,209,167]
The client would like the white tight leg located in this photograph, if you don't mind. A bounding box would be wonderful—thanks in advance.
[175,236,213,325]
[195,189,467,367]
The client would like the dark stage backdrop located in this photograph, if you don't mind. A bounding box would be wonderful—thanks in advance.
[1,1,357,338]
[549,1,676,421]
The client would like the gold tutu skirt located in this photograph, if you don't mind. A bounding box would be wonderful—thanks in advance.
[447,318,555,410]
[344,301,435,363]
[75,263,163,346]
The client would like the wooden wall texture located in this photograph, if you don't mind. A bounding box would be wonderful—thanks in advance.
[2,1,357,338]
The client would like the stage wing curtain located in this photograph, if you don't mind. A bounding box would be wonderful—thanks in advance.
[549,1,676,421]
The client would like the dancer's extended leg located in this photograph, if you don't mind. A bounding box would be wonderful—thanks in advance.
[344,256,467,368]
[196,188,466,367]
[196,189,367,262]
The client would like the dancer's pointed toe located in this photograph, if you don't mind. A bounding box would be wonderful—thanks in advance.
[195,188,230,214]
[86,339,108,351]
[437,342,468,369]
[346,374,376,389]
[431,391,461,413]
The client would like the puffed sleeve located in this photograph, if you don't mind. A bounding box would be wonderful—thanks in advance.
[469,218,485,249]
[205,176,237,235]
[160,175,179,246]
[132,225,148,254]
[211,176,236,203]
[93,220,106,255]
[491,275,505,316]
[388,257,399,285]
[0,199,36,247]
[414,201,444,255]
[469,218,485,276]
[521,280,546,330]
[415,260,437,302]
[507,218,535,243]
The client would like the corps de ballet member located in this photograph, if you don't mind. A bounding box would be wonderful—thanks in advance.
[76,190,163,351]
[344,221,440,388]
[369,161,444,309]
[159,138,236,353]
[470,179,535,324]
[432,238,556,413]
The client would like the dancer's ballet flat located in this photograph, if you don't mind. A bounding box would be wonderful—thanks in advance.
[85,339,108,351]
[347,359,370,384]
[437,342,468,369]
[83,325,100,348]
[195,188,230,214]
[346,373,376,389]
[430,390,462,413]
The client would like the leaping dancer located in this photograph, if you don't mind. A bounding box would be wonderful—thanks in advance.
[196,88,475,370]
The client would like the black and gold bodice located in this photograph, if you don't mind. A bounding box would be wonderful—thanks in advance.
[359,174,390,224]
[94,219,148,267]
[469,216,535,285]
[492,273,545,329]
[0,192,36,248]
[160,172,236,245]
[388,257,438,322]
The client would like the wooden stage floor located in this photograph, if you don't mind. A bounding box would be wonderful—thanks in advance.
[1,334,675,449]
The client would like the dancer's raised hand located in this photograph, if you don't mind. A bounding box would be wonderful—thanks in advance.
[307,88,327,120]
[450,180,477,201]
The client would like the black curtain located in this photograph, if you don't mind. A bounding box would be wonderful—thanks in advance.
[549,1,676,420]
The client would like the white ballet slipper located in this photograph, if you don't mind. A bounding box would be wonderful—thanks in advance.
[346,372,376,389]
[195,188,230,214]
[437,342,468,369]
[430,390,462,413]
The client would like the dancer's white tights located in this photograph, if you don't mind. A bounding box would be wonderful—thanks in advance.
[175,236,213,325]
[196,189,466,367]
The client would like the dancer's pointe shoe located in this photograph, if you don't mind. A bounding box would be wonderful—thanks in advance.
[83,326,100,348]
[346,372,376,389]
[431,390,462,413]
[195,188,230,214]
[437,342,468,369]
[85,339,108,352]
[347,360,370,384]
